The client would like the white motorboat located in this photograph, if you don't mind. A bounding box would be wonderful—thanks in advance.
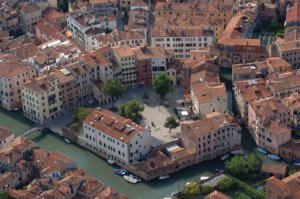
[107,159,115,165]
[200,176,209,181]
[221,154,230,161]
[64,138,71,144]
[124,175,138,184]
[159,175,170,180]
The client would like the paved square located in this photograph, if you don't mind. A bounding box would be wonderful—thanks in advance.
[103,87,185,147]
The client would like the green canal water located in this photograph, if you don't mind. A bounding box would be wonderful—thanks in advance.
[0,107,277,199]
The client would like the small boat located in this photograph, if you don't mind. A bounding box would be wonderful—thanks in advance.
[221,154,230,161]
[114,169,128,176]
[64,138,71,144]
[124,175,138,184]
[107,159,115,165]
[257,147,267,155]
[294,163,300,166]
[231,149,244,155]
[130,174,142,182]
[200,176,209,181]
[14,108,19,111]
[293,159,300,163]
[159,175,170,180]
[268,154,280,161]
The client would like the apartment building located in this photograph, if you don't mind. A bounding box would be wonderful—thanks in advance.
[276,40,300,70]
[154,1,234,25]
[98,16,117,31]
[284,3,300,41]
[22,59,93,124]
[154,15,221,39]
[92,81,111,105]
[82,108,151,164]
[0,136,38,190]
[67,14,105,51]
[258,2,277,22]
[151,27,214,59]
[134,46,174,87]
[267,72,300,98]
[191,80,227,115]
[181,112,241,163]
[232,61,268,81]
[96,30,146,48]
[90,0,119,17]
[21,75,63,125]
[27,40,82,74]
[0,125,15,147]
[128,8,148,32]
[42,7,66,27]
[112,45,137,89]
[36,20,67,42]
[233,78,271,124]
[232,57,291,81]
[50,69,78,112]
[0,10,19,32]
[65,62,94,107]
[84,48,114,82]
[283,93,300,128]
[17,3,42,33]
[0,54,36,111]
[266,171,300,199]
[218,15,264,67]
[248,97,292,154]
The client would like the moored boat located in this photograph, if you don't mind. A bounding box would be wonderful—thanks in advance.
[124,175,138,184]
[257,147,267,155]
[107,159,115,165]
[200,176,209,181]
[220,154,229,161]
[64,138,71,144]
[293,159,300,163]
[159,175,170,180]
[114,169,129,176]
[130,174,142,182]
[267,154,280,161]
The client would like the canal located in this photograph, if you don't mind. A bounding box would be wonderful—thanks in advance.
[0,107,278,199]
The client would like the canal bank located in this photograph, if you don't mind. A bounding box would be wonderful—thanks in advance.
[0,107,279,199]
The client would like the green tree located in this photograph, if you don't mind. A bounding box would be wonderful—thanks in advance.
[217,177,235,191]
[57,0,68,12]
[201,186,214,196]
[225,153,262,178]
[245,153,262,172]
[164,116,179,132]
[103,78,125,108]
[120,100,144,123]
[181,182,200,198]
[152,73,172,103]
[225,155,244,177]
[71,107,93,130]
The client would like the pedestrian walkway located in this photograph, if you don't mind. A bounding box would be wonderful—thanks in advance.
[21,127,43,137]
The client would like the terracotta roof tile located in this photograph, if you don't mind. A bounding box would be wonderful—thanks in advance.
[83,108,147,143]
[206,190,232,199]
[0,125,14,142]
